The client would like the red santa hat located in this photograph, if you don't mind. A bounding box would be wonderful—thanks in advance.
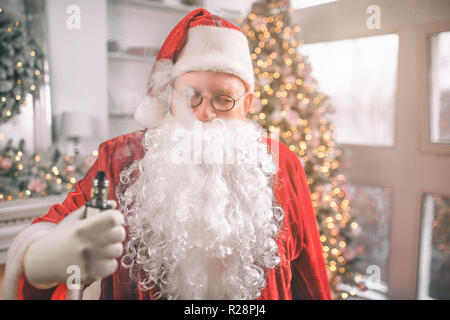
[134,8,254,128]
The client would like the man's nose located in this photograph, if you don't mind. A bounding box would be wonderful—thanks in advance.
[193,99,217,121]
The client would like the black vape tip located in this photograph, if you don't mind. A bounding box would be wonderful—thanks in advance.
[95,171,107,181]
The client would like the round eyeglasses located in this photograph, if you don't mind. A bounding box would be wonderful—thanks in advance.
[188,90,247,112]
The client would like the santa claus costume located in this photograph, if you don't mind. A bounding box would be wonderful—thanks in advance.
[2,8,331,300]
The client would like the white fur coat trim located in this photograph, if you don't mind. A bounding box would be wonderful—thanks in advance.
[1,222,88,300]
[2,222,56,299]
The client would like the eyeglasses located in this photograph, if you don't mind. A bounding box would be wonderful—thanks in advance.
[174,87,247,112]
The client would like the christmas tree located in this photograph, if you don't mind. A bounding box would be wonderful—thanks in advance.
[0,7,43,123]
[240,0,364,299]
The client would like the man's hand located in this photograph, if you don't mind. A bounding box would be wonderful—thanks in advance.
[23,201,126,290]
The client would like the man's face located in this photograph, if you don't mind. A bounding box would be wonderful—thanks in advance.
[170,71,254,121]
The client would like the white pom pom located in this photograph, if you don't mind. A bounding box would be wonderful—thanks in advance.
[134,96,165,128]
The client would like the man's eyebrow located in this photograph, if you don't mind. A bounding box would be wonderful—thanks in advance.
[210,86,240,96]
[215,89,234,95]
[177,84,236,95]
[175,84,200,94]
[186,85,201,91]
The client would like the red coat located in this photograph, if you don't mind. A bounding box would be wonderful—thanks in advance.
[19,130,332,300]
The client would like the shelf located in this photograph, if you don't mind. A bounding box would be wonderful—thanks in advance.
[0,194,67,264]
[108,51,156,63]
[109,111,135,117]
[0,194,67,222]
[109,0,196,14]
[109,0,242,23]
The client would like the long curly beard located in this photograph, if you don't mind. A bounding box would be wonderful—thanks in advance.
[116,113,284,300]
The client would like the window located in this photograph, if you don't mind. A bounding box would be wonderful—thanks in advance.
[429,31,450,145]
[342,183,391,299]
[291,0,339,10]
[417,193,450,300]
[301,34,399,146]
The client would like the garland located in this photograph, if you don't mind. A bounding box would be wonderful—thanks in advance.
[0,138,97,202]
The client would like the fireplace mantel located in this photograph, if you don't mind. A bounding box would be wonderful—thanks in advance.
[0,195,66,264]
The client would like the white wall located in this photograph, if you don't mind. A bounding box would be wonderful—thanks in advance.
[45,0,108,155]
[106,1,189,138]
[293,0,450,43]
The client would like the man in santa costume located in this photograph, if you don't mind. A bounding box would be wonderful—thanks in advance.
[2,8,331,300]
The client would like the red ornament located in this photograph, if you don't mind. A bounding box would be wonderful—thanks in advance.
[27,178,47,193]
[0,157,13,170]
[65,165,76,175]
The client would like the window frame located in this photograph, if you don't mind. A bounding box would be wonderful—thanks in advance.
[418,22,450,156]
[416,192,450,300]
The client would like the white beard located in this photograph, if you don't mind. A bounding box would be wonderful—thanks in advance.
[116,113,284,300]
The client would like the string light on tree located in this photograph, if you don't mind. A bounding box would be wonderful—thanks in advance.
[0,139,98,203]
[0,7,43,124]
[241,0,363,299]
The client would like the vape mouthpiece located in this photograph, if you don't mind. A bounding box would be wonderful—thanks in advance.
[88,170,111,210]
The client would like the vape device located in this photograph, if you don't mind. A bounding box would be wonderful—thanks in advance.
[82,170,112,218]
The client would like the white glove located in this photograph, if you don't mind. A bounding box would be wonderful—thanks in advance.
[23,201,126,290]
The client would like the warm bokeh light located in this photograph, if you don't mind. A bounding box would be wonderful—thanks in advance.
[242,0,360,299]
